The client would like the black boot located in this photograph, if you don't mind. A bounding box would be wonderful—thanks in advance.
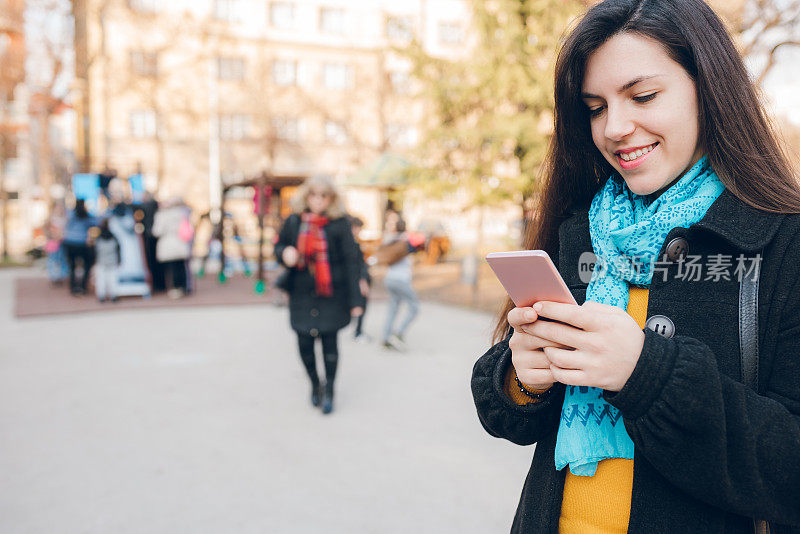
[310,381,322,407]
[321,381,334,415]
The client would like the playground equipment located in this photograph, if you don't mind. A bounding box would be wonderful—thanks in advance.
[195,210,251,283]
[108,204,151,298]
[71,172,151,298]
[201,173,304,293]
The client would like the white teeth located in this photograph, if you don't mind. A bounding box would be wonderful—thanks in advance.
[618,143,655,162]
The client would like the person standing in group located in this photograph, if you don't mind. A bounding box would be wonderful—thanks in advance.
[274,175,362,415]
[136,191,166,293]
[471,1,800,532]
[44,202,69,285]
[62,199,97,295]
[93,218,120,303]
[152,197,193,299]
[380,216,419,351]
[350,216,372,343]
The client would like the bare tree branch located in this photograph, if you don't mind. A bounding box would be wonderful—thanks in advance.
[756,39,800,85]
[731,0,800,88]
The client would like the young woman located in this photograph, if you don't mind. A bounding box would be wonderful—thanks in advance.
[471,0,800,532]
[274,175,362,415]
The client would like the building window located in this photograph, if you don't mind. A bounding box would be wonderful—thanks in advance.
[272,59,297,86]
[271,117,305,142]
[322,63,352,90]
[385,123,418,148]
[214,0,246,23]
[389,71,410,95]
[438,21,464,46]
[296,62,312,88]
[269,2,295,29]
[324,120,348,145]
[319,7,345,34]
[128,0,159,13]
[219,114,250,140]
[130,51,158,77]
[217,56,245,81]
[130,110,157,138]
[386,15,414,42]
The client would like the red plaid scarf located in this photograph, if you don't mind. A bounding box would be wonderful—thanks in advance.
[296,212,332,297]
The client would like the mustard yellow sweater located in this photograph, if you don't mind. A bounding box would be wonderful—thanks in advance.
[504,287,649,533]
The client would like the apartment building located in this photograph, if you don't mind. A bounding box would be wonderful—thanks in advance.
[72,0,471,221]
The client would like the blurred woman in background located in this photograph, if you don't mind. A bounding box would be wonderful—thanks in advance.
[380,215,420,351]
[62,199,97,295]
[152,197,193,299]
[274,175,362,415]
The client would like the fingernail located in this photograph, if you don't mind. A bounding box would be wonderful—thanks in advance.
[533,302,543,312]
[524,310,537,322]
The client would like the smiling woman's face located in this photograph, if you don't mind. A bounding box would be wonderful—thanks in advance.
[307,189,332,215]
[582,32,704,196]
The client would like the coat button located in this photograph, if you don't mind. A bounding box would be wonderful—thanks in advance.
[310,328,319,337]
[645,315,675,339]
[665,237,689,262]
[310,308,319,317]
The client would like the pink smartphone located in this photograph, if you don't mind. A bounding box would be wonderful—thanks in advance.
[486,250,577,307]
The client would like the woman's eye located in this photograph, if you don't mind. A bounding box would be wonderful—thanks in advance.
[633,92,657,103]
[588,106,605,118]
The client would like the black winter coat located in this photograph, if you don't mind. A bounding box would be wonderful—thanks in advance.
[275,213,361,335]
[351,240,371,309]
[471,190,800,533]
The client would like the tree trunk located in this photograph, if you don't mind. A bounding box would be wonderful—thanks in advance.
[156,127,165,196]
[0,153,7,260]
[0,95,8,260]
[38,110,53,208]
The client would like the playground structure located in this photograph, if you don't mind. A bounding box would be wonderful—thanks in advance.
[108,204,151,298]
[196,173,304,293]
[71,173,152,299]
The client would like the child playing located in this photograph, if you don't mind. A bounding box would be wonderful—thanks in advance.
[94,219,121,303]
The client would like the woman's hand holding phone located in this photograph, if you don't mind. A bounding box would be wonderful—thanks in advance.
[526,301,645,392]
[507,306,573,390]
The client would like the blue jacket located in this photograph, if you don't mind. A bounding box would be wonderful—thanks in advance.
[63,212,97,245]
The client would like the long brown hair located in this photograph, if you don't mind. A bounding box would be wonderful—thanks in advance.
[493,0,800,342]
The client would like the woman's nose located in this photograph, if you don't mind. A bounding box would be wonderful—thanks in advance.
[604,105,635,141]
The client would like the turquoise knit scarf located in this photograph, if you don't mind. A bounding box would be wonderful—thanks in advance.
[554,156,725,476]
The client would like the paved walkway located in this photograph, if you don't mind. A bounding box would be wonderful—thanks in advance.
[13,273,283,318]
[14,259,509,319]
[0,268,534,534]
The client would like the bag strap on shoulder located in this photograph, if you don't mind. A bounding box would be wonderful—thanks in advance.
[738,255,770,534]
[739,267,759,391]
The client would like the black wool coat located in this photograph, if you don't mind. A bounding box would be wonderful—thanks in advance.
[274,213,361,335]
[351,239,371,310]
[471,190,800,533]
